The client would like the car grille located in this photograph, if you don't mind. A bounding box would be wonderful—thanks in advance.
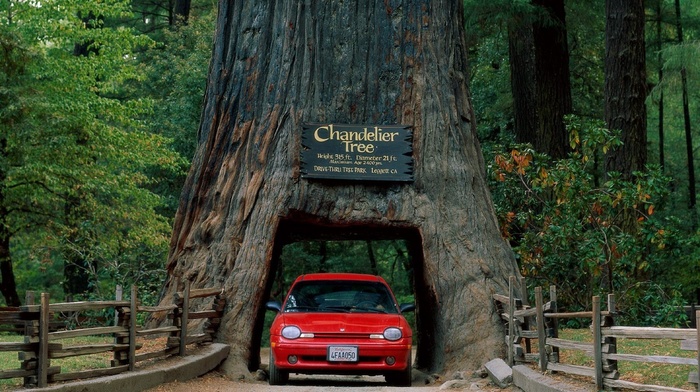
[301,355,384,363]
[312,332,370,339]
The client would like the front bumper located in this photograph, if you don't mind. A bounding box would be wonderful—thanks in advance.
[270,338,412,375]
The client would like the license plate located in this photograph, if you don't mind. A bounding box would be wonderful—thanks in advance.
[327,345,358,362]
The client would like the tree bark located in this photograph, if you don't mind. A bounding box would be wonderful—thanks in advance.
[0,234,20,307]
[158,0,521,377]
[508,15,538,145]
[531,0,572,159]
[604,0,647,177]
[0,137,20,307]
[675,0,696,210]
[173,0,191,25]
[655,0,665,172]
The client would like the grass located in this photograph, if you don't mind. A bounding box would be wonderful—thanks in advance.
[557,328,697,390]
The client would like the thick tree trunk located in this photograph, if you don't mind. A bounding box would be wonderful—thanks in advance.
[158,0,521,377]
[531,0,573,160]
[604,0,647,177]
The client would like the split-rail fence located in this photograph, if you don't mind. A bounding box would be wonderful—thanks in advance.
[0,282,225,388]
[495,276,700,392]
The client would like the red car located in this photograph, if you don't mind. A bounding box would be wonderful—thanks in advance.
[265,272,415,386]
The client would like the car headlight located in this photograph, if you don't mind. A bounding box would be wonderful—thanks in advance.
[383,327,402,341]
[282,326,302,339]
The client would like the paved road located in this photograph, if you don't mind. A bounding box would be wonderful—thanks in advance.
[145,370,512,392]
[145,347,522,392]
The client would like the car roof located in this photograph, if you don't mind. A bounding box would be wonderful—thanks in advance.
[293,272,386,284]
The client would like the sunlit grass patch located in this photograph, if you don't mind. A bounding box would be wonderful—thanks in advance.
[558,329,696,390]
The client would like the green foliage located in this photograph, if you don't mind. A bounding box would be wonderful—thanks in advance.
[132,2,216,217]
[0,0,184,304]
[485,116,690,325]
[272,240,414,301]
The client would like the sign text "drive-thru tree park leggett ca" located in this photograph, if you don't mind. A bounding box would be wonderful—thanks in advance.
[301,123,413,182]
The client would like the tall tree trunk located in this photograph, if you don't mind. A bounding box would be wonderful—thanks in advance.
[508,15,538,145]
[675,0,696,211]
[604,0,647,178]
[157,0,521,377]
[0,208,19,307]
[531,0,572,159]
[0,136,20,307]
[603,0,647,293]
[656,0,665,172]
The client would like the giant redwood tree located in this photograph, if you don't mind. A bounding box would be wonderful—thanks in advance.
[157,0,521,377]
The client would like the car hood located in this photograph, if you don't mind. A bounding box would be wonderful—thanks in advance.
[278,312,405,334]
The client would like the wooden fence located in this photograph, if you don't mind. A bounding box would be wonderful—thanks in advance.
[495,276,700,392]
[0,282,225,388]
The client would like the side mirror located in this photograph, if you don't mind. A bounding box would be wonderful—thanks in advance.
[399,303,415,313]
[266,300,282,312]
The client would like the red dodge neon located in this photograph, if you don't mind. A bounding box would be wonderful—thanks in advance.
[265,272,415,386]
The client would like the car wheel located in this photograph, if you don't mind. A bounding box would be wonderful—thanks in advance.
[385,351,412,387]
[268,350,289,385]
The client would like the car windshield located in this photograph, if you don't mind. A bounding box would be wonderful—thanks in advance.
[283,280,399,314]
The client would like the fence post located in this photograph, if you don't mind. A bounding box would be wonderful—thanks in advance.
[180,281,190,357]
[605,293,618,378]
[25,291,35,305]
[593,295,602,390]
[520,277,531,354]
[696,310,699,392]
[508,276,515,366]
[24,290,35,336]
[549,285,559,363]
[129,285,137,371]
[115,285,123,327]
[535,286,547,371]
[37,293,49,388]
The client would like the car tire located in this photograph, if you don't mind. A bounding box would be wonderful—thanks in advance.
[386,351,412,387]
[268,350,289,385]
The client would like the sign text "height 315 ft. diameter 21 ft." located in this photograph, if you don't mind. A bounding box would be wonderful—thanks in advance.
[300,123,413,182]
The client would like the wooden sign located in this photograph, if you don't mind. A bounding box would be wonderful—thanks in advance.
[301,123,413,182]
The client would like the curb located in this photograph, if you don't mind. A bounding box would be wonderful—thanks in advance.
[31,343,230,392]
[512,365,595,392]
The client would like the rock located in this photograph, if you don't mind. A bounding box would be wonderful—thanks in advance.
[440,379,473,389]
[484,358,513,388]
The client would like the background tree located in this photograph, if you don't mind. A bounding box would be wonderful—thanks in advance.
[604,0,647,178]
[532,0,573,159]
[157,0,521,377]
[674,0,696,212]
[469,0,700,317]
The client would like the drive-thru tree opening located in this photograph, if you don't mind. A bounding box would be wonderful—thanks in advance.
[154,0,522,378]
[253,221,435,370]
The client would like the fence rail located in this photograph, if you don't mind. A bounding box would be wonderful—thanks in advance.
[495,276,700,392]
[0,282,225,388]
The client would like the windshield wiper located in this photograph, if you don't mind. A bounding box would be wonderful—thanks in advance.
[319,306,351,313]
[284,305,318,312]
[353,307,388,313]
